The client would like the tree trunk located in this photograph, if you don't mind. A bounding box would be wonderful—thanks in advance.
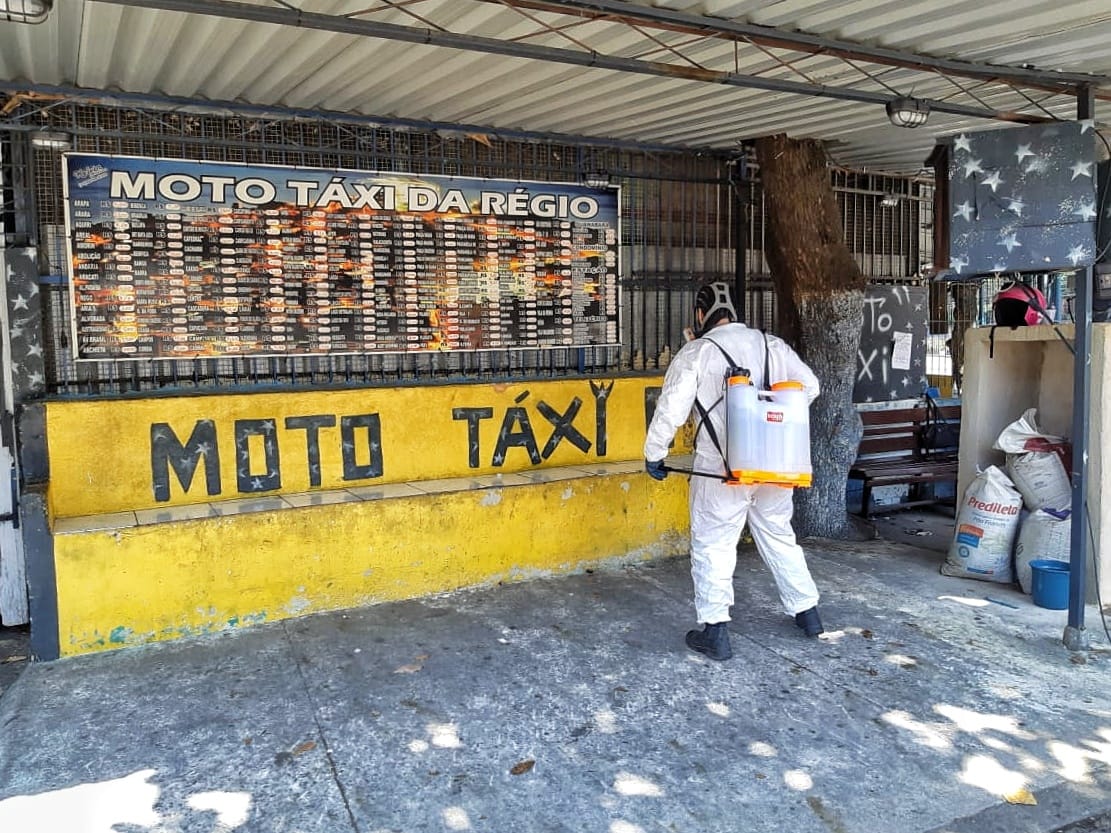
[795,293,864,538]
[754,134,866,539]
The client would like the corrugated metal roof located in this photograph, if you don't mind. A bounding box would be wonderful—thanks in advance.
[1,0,1110,172]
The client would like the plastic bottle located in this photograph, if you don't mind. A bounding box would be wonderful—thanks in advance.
[763,381,811,487]
[725,370,760,481]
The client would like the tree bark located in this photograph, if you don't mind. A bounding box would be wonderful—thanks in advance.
[795,293,864,538]
[754,134,866,539]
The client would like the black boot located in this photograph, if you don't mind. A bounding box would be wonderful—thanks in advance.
[794,606,824,637]
[685,622,732,661]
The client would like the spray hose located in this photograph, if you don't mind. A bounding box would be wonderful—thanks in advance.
[660,463,732,483]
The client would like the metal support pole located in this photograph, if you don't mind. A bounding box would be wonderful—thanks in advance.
[1064,88,1095,652]
[732,158,747,322]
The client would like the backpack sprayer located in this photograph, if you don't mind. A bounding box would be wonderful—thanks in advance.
[662,338,813,487]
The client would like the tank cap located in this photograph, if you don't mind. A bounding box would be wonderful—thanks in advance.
[771,380,805,391]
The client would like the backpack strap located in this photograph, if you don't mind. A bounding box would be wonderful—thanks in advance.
[703,332,768,381]
[763,329,770,386]
[701,335,740,370]
[693,333,770,479]
[694,335,744,478]
[692,396,730,478]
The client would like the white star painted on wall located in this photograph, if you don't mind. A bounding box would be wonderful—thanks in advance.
[953,201,974,221]
[1071,160,1094,180]
[1068,244,1089,265]
[962,158,983,177]
[27,372,44,388]
[1006,198,1025,217]
[1073,201,1097,221]
[950,255,969,274]
[954,134,972,152]
[999,232,1022,252]
[11,295,28,311]
[1025,157,1049,174]
[26,344,42,358]
[1014,143,1035,163]
[982,170,1004,192]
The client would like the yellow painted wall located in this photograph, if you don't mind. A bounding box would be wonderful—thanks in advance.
[47,377,687,517]
[53,469,690,655]
[46,376,696,655]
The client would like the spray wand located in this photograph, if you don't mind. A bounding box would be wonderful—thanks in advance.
[660,463,732,483]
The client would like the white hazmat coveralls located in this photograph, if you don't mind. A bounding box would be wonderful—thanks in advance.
[644,321,822,625]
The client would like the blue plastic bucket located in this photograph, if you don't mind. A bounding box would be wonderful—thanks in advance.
[1029,559,1070,610]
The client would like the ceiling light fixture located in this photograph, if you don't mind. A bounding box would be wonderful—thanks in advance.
[583,169,611,189]
[886,96,930,129]
[0,0,53,24]
[30,130,70,150]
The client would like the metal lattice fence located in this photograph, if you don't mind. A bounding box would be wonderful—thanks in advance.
[2,99,935,398]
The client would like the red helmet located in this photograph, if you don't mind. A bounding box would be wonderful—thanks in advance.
[993,281,1048,327]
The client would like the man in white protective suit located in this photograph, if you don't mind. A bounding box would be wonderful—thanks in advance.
[643,281,824,661]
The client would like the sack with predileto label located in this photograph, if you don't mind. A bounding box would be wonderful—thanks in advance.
[941,465,1022,583]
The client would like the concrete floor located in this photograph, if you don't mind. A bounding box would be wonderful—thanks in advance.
[1,512,1110,833]
[0,624,29,698]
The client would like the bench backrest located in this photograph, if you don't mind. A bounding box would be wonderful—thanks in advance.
[857,405,962,459]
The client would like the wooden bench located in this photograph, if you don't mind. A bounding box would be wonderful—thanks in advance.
[849,404,961,518]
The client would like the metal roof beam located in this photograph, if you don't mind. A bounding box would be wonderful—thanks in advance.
[502,0,1109,94]
[91,0,1054,125]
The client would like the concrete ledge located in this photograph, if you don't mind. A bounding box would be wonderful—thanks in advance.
[51,461,691,656]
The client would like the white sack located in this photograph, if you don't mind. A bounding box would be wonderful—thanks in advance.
[1005,452,1072,512]
[942,465,1021,583]
[993,407,1072,511]
[993,408,1064,453]
[1014,508,1072,595]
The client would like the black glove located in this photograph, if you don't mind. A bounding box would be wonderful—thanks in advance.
[645,459,668,481]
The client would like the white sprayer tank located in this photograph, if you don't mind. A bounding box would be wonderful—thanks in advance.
[725,377,812,488]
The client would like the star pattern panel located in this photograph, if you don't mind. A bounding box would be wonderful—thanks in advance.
[947,121,1097,279]
[4,249,46,403]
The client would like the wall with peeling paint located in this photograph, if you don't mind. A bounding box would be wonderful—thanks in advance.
[45,377,693,655]
[46,377,683,517]
[52,464,689,655]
